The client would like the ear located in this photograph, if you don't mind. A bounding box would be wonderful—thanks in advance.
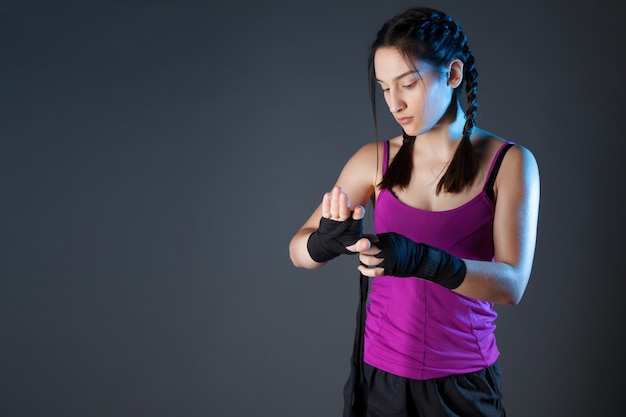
[446,59,464,88]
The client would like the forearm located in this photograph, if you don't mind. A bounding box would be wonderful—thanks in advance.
[290,184,370,270]
[454,259,531,306]
[361,232,532,305]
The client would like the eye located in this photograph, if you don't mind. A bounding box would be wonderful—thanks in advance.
[403,82,416,89]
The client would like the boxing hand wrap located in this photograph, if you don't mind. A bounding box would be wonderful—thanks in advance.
[306,215,363,263]
[374,232,466,289]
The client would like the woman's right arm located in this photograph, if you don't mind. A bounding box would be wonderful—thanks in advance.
[288,141,381,269]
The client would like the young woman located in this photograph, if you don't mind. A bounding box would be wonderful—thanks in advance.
[289,6,540,417]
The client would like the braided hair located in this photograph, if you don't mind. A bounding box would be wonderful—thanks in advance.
[370,7,479,194]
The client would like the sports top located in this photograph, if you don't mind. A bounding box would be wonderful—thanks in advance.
[364,140,514,380]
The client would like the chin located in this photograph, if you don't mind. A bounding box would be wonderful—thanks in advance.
[402,127,422,137]
[400,126,417,135]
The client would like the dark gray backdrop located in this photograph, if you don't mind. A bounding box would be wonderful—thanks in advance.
[3,1,625,416]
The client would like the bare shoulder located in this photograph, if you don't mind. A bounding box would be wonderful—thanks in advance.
[334,140,385,207]
[352,140,382,159]
[473,129,539,200]
[500,141,540,191]
[341,140,381,174]
[473,128,538,171]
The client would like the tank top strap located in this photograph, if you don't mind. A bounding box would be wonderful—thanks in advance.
[382,140,390,174]
[484,141,515,200]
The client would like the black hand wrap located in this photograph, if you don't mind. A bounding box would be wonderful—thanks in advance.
[306,215,363,263]
[374,232,466,289]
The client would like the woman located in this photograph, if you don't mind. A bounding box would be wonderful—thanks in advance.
[289,6,540,417]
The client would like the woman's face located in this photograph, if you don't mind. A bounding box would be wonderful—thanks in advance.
[374,47,454,136]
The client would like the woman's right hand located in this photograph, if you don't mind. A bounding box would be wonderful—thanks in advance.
[305,186,367,263]
[289,141,380,269]
[322,185,365,222]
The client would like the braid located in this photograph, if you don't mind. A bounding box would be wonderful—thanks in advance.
[378,131,416,190]
[463,53,478,138]
[436,43,479,194]
[369,7,481,194]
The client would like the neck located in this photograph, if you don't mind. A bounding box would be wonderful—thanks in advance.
[436,99,466,135]
[412,101,466,156]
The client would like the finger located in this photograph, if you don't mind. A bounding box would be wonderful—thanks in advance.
[321,192,331,218]
[358,253,384,267]
[339,191,351,220]
[359,242,381,256]
[363,233,379,244]
[352,205,366,220]
[345,237,371,253]
[356,237,372,252]
[357,264,385,277]
[329,186,341,219]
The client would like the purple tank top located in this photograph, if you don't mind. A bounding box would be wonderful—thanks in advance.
[364,140,513,380]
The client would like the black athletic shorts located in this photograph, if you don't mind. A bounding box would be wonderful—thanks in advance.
[344,361,506,417]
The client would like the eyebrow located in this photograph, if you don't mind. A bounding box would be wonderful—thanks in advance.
[376,70,419,83]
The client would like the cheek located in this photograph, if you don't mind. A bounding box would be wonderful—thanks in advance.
[425,88,452,114]
[406,92,426,113]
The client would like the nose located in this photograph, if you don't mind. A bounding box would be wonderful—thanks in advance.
[388,92,405,113]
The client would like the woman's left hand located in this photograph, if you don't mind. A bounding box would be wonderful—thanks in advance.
[347,234,385,277]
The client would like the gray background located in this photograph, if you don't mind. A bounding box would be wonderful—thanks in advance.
[2,1,625,416]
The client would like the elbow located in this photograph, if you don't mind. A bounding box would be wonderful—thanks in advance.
[493,291,522,306]
[499,279,529,306]
[288,240,315,269]
[290,252,325,270]
[289,241,302,268]
[289,248,303,268]
[492,261,532,306]
[501,294,522,306]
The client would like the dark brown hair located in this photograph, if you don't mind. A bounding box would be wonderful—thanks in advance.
[370,7,479,194]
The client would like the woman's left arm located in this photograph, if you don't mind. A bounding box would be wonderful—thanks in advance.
[356,144,540,305]
[456,144,540,305]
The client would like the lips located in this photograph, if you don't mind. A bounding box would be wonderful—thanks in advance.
[396,117,413,125]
